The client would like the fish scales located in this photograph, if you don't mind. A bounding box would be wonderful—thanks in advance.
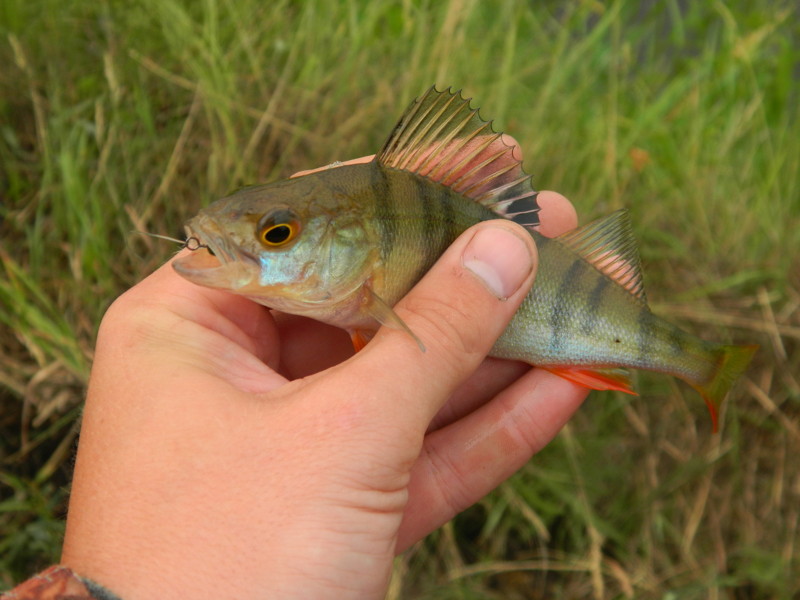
[356,165,491,307]
[498,232,723,383]
[174,86,756,431]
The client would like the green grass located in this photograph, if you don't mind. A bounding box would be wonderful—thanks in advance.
[1,0,798,596]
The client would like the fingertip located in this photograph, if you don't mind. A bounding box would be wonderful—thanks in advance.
[461,220,537,300]
[500,134,521,160]
[537,190,578,237]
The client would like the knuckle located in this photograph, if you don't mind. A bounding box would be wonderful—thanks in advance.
[422,439,473,515]
[98,289,172,348]
[402,288,493,363]
[498,391,549,455]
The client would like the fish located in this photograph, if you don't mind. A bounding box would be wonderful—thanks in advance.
[174,86,756,431]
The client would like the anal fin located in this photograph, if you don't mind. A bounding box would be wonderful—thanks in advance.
[543,366,638,396]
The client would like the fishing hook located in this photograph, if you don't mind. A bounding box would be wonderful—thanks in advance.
[183,236,210,252]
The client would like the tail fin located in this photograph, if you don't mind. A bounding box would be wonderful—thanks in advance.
[691,344,758,432]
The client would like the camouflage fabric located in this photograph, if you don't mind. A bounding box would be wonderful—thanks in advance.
[2,566,120,600]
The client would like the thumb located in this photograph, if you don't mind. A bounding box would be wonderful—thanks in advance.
[349,219,538,431]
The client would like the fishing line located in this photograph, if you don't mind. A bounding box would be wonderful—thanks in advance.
[135,230,210,252]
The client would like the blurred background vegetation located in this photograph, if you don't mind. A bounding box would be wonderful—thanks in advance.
[1,0,798,597]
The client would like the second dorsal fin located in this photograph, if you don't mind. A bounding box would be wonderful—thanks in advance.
[557,209,648,302]
[376,86,540,230]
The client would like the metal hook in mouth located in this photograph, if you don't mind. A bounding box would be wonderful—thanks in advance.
[183,236,216,256]
[184,236,206,251]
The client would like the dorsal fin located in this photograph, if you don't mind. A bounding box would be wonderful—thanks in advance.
[557,209,648,302]
[376,86,540,230]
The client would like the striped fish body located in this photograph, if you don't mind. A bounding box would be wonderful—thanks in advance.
[174,87,756,430]
[348,164,497,316]
[349,163,744,405]
[497,233,737,389]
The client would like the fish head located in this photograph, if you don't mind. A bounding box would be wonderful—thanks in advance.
[173,173,377,313]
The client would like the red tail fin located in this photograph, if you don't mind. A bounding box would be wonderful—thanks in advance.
[690,344,758,432]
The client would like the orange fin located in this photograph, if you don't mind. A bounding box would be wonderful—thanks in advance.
[544,366,638,396]
[689,344,758,433]
[350,330,374,352]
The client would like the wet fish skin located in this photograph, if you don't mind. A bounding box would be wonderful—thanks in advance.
[173,87,756,430]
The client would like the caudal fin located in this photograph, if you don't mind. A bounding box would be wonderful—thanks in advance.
[691,344,758,432]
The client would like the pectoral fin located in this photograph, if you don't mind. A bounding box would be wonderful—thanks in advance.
[350,330,374,352]
[362,287,426,352]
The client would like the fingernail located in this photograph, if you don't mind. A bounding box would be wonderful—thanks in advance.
[462,225,535,300]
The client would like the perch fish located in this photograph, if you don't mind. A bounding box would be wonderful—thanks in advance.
[174,87,756,431]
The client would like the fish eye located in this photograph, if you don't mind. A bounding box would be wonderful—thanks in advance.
[256,209,301,248]
[261,223,295,245]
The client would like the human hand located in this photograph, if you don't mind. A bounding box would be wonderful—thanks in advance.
[60,156,586,599]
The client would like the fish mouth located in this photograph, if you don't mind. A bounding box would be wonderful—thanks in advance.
[172,215,260,290]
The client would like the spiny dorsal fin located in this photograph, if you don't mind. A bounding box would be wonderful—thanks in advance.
[377,86,540,230]
[557,209,648,302]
